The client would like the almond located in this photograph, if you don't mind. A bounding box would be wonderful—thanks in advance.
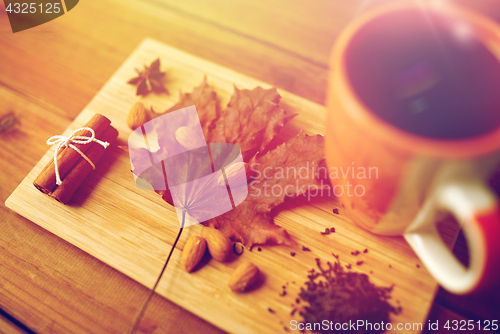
[127,102,151,130]
[229,261,259,292]
[217,162,247,187]
[175,126,206,150]
[181,236,207,273]
[201,227,232,262]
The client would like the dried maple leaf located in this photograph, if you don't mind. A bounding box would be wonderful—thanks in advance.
[206,201,292,247]
[131,78,220,205]
[128,58,168,96]
[130,79,326,248]
[164,77,219,140]
[246,132,327,213]
[211,86,296,160]
[206,133,326,247]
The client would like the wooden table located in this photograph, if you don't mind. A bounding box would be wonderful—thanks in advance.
[0,0,499,333]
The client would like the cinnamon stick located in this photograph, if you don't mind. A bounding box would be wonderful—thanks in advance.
[51,125,119,204]
[33,114,111,194]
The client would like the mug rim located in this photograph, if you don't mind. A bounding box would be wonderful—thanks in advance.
[330,0,500,159]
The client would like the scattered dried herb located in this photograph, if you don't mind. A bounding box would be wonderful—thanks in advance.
[0,112,17,133]
[268,308,276,314]
[351,251,360,256]
[356,261,364,266]
[320,228,331,235]
[302,246,311,252]
[332,208,339,214]
[296,298,301,304]
[291,308,297,316]
[127,58,168,96]
[297,258,400,333]
[416,264,420,268]
[291,252,296,257]
[233,243,244,256]
[363,249,368,253]
[258,247,262,252]
[345,264,352,270]
[330,227,335,233]
[388,264,392,268]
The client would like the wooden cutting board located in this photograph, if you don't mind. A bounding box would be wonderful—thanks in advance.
[6,38,441,334]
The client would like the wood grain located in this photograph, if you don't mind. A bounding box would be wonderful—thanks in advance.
[0,313,29,334]
[0,205,223,334]
[6,39,438,334]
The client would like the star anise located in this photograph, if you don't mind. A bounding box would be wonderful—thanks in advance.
[127,58,168,96]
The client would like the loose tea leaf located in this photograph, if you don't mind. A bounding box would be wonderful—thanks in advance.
[297,258,400,334]
[0,112,17,133]
[128,58,168,96]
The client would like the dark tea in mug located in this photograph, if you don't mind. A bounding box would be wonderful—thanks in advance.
[345,9,500,139]
[326,1,500,294]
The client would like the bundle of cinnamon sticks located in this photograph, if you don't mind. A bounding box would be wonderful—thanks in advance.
[33,113,119,204]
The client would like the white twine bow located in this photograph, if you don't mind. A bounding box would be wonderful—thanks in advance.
[47,127,109,185]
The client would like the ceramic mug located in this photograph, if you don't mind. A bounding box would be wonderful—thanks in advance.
[325,1,500,294]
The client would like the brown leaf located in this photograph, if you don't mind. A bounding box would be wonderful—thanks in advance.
[134,78,220,206]
[134,79,325,248]
[165,77,219,140]
[205,201,293,248]
[211,86,296,160]
[246,132,327,213]
[206,133,326,247]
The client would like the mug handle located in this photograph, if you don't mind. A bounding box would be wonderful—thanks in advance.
[404,180,500,294]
